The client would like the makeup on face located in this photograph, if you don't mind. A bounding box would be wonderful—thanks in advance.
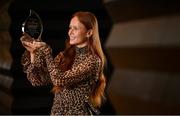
[68,17,89,47]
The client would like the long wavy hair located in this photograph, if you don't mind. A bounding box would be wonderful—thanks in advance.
[51,11,106,108]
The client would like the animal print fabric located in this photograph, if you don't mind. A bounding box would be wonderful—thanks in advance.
[21,45,101,115]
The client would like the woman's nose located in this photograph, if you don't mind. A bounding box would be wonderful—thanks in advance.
[69,29,73,35]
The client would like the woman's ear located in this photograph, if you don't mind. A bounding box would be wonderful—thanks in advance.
[86,29,93,38]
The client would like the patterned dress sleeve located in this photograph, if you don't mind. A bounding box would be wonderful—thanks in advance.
[39,45,101,86]
[21,50,51,86]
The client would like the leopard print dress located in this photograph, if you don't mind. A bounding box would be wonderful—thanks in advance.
[21,45,101,115]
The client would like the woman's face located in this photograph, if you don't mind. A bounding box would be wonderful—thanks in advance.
[68,16,89,47]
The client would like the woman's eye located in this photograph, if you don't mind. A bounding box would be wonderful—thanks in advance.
[69,26,78,31]
[74,27,78,30]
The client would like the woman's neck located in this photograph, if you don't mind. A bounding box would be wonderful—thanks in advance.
[76,41,88,48]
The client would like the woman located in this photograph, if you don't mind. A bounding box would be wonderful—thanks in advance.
[21,11,106,115]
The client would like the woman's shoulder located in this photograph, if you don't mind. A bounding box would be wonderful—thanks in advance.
[88,53,101,64]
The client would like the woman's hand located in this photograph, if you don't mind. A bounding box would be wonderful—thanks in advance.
[20,33,46,53]
[20,33,47,63]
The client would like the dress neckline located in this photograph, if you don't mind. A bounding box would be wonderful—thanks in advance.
[75,45,89,55]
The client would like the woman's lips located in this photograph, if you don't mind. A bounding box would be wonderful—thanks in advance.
[70,36,75,40]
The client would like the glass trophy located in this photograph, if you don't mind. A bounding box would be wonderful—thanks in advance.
[21,9,43,42]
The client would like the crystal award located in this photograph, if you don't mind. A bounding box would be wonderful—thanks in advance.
[22,9,43,41]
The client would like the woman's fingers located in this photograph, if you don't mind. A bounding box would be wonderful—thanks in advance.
[22,42,35,53]
[20,33,33,43]
[23,41,46,50]
[23,32,31,39]
[22,41,32,46]
[33,41,46,48]
[21,35,47,53]
[20,35,26,42]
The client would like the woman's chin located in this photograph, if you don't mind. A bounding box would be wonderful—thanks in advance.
[69,41,75,45]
